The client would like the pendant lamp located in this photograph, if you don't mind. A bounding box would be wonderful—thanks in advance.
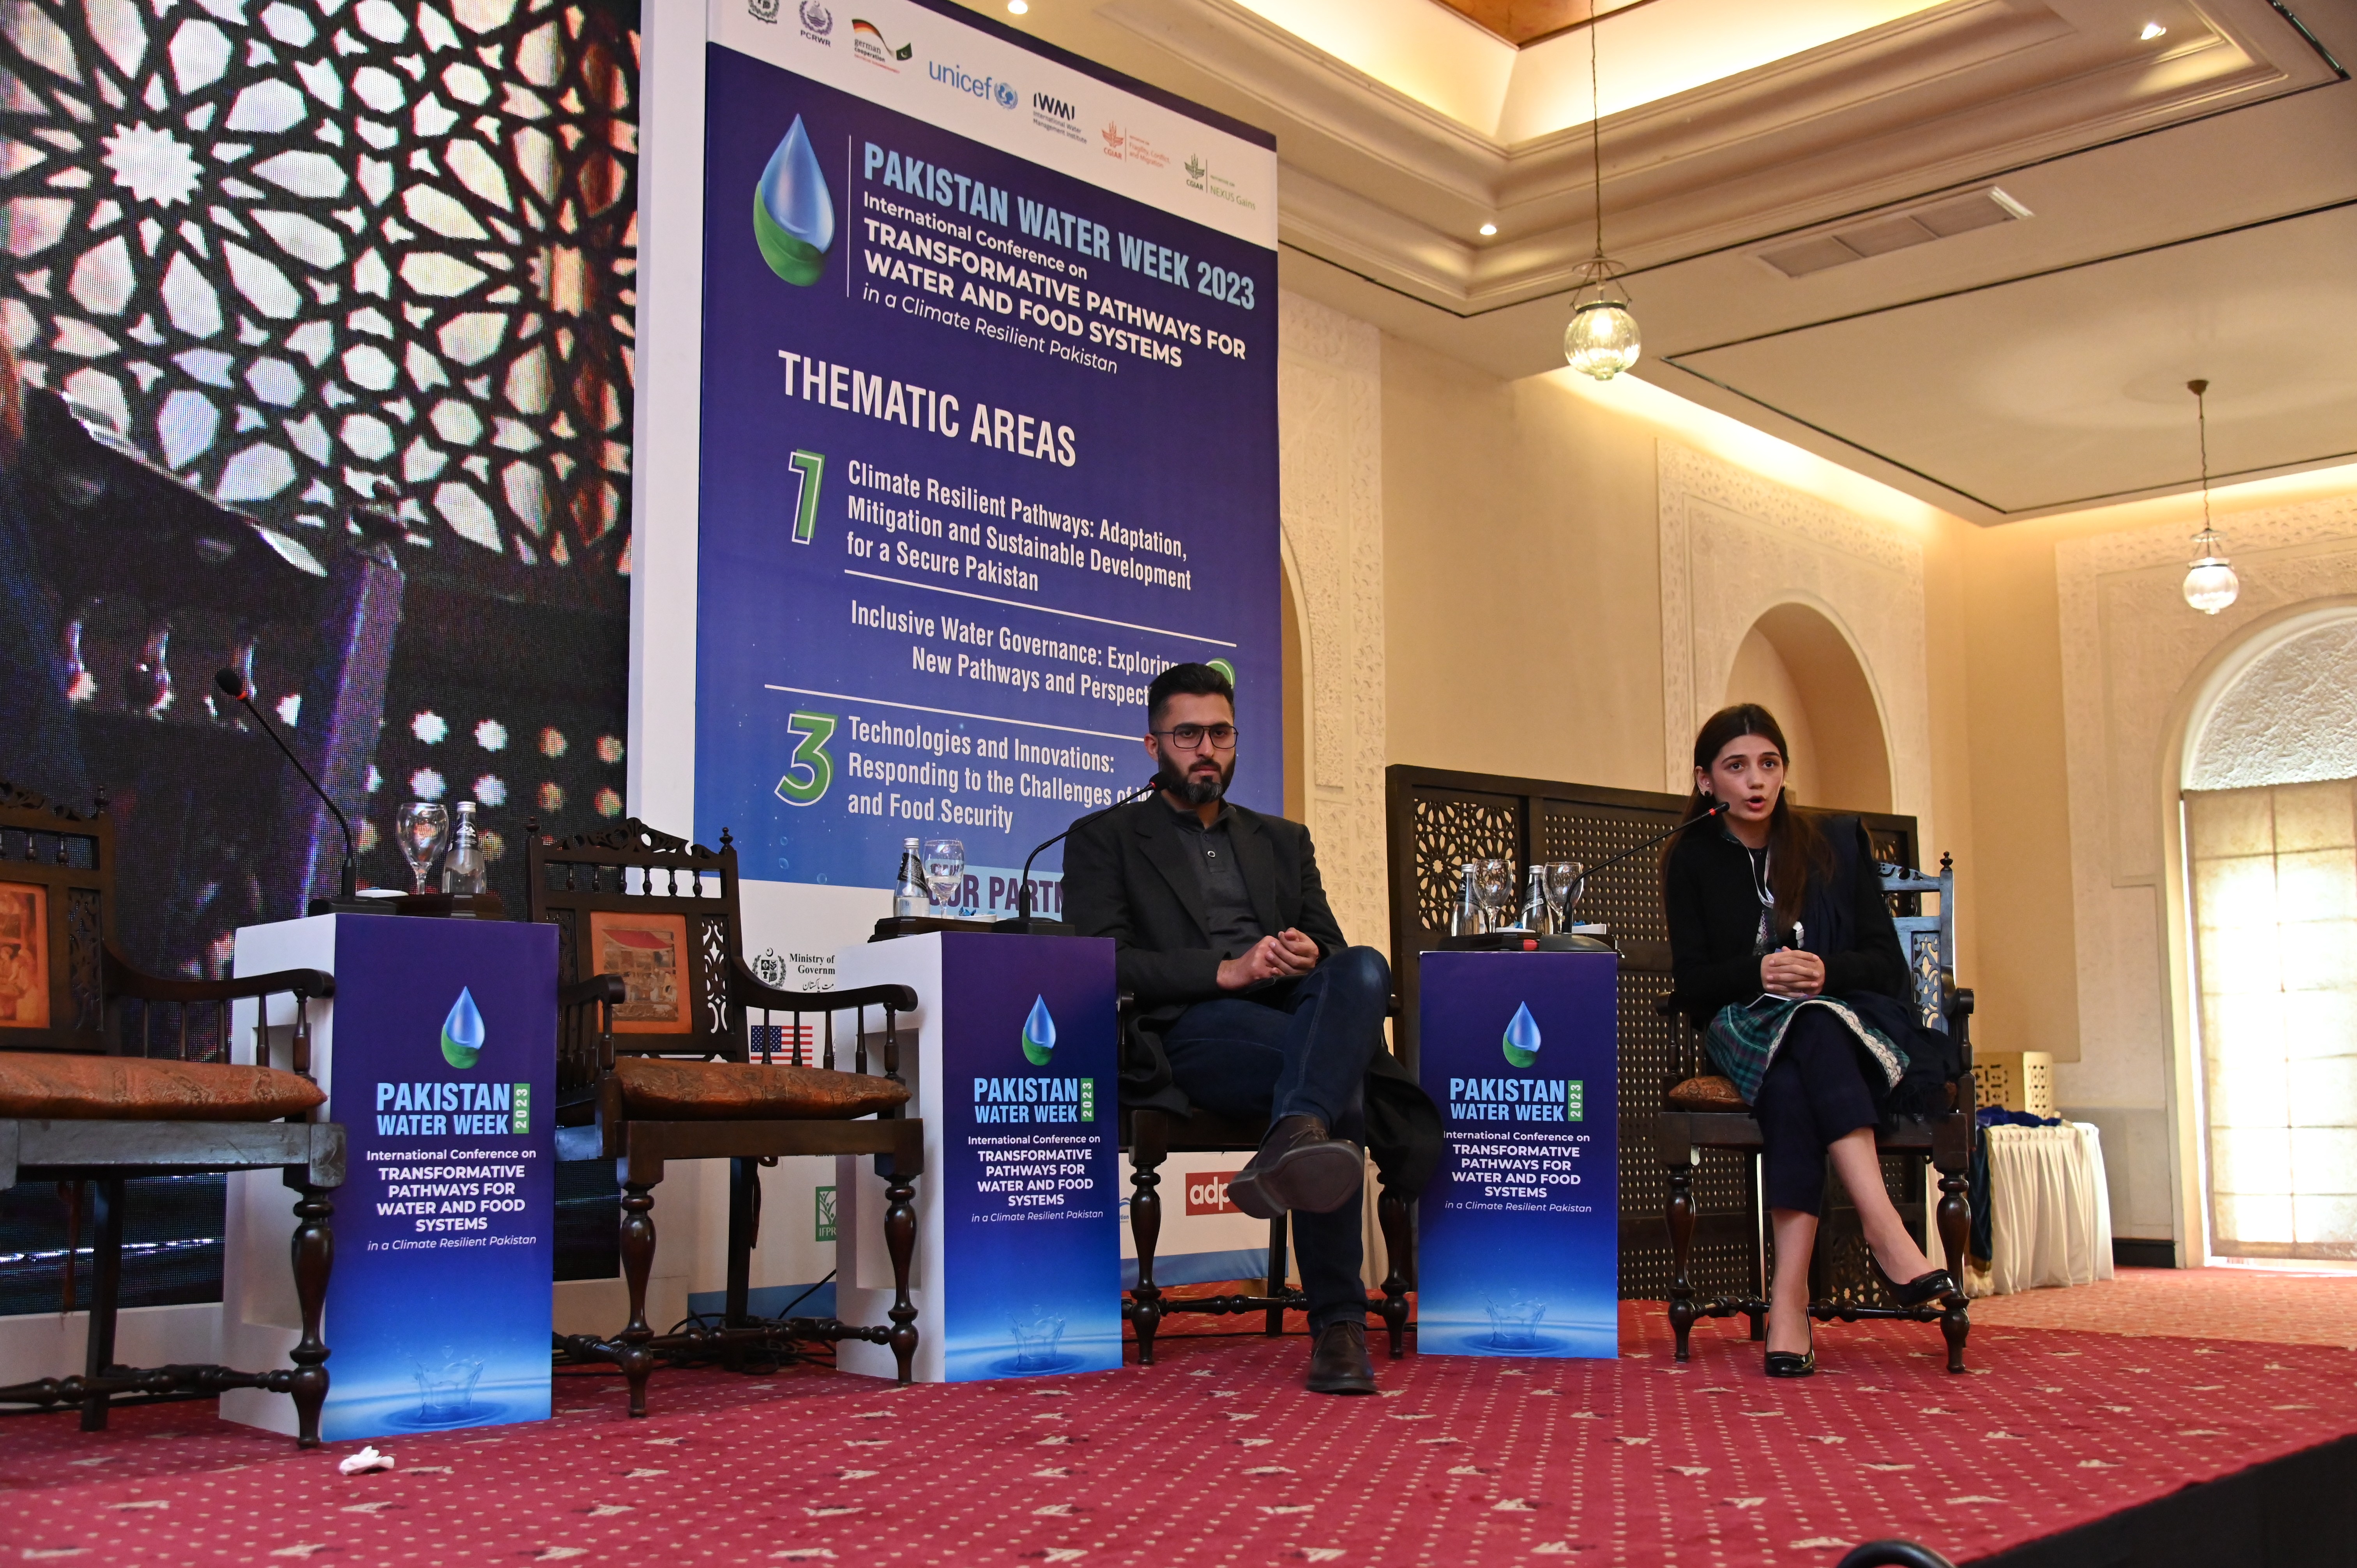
[1564,20,1639,381]
[2181,379,2239,616]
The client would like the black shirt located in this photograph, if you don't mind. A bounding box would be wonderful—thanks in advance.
[1662,816,1911,1021]
[1165,799,1264,960]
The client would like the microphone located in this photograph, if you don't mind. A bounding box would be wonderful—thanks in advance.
[1001,775,1165,933]
[216,668,358,910]
[1574,800,1728,884]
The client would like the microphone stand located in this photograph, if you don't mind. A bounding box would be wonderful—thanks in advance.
[1573,800,1728,886]
[216,668,366,916]
[996,777,1163,935]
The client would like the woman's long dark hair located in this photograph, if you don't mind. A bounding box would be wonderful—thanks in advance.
[1670,703,1833,927]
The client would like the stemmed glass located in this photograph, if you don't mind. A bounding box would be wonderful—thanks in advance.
[1546,862,1586,932]
[922,838,966,917]
[1476,858,1513,933]
[395,803,449,895]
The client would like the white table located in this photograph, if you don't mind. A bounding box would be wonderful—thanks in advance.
[1965,1121,2115,1297]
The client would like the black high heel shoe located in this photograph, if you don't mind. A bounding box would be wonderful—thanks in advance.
[1870,1253,1958,1309]
[1764,1314,1815,1378]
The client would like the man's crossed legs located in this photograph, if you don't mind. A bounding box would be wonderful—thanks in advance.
[1159,946,1390,1393]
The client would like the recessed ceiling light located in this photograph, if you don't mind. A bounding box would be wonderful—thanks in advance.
[2141,21,2166,40]
[1008,0,1029,14]
[1479,222,1498,237]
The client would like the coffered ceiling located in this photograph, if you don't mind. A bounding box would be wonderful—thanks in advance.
[977,0,2357,521]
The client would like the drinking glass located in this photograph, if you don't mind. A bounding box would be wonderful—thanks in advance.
[1476,858,1512,932]
[395,802,449,895]
[922,838,966,915]
[1545,862,1585,931]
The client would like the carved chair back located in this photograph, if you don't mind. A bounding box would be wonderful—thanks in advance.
[525,818,887,1101]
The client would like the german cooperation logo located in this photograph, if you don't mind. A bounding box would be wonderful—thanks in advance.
[850,18,912,66]
[753,114,836,286]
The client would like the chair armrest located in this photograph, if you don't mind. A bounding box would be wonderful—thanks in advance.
[561,975,628,1010]
[104,947,335,1004]
[725,954,917,1015]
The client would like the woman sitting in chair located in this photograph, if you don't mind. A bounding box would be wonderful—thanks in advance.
[1663,703,1956,1378]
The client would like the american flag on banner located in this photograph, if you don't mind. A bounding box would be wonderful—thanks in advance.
[750,1023,820,1065]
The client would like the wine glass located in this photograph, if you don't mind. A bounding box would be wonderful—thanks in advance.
[395,802,449,895]
[1546,861,1586,931]
[922,838,966,916]
[1476,858,1512,932]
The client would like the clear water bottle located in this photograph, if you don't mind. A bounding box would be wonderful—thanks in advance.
[893,836,928,919]
[1450,862,1484,936]
[1520,865,1551,934]
[442,800,486,895]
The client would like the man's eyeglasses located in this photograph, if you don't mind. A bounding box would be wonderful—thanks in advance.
[1153,724,1238,751]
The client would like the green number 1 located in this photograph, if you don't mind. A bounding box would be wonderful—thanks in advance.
[775,709,837,806]
[788,449,825,544]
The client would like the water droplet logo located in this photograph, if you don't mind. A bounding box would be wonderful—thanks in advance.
[753,115,836,286]
[1502,1002,1541,1069]
[442,987,485,1070]
[1021,996,1056,1067]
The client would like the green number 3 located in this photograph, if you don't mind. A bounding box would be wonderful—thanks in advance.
[775,710,836,807]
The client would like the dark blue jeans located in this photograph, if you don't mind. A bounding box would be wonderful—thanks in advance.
[1159,946,1390,1332]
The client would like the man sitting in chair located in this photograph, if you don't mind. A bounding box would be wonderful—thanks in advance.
[1064,662,1434,1395]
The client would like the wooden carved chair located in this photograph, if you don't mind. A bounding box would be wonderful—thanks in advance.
[527,818,922,1416]
[0,784,342,1442]
[1122,1102,1413,1363]
[1656,855,1974,1372]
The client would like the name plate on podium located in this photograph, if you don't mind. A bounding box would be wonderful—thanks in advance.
[1416,949,1619,1359]
[225,915,557,1439]
[834,932,1119,1382]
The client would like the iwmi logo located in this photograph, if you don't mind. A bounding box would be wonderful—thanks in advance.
[1032,91,1075,122]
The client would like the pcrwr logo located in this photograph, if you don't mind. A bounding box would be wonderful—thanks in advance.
[850,18,911,66]
[754,115,836,287]
[797,0,832,37]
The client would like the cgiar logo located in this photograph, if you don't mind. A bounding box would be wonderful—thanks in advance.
[441,987,486,1069]
[754,114,836,286]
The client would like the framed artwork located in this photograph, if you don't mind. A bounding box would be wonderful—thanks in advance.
[587,911,693,1035]
[0,883,49,1031]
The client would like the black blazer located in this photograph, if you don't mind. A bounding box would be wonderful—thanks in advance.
[1662,814,1911,1022]
[1063,795,1441,1195]
[1062,796,1346,1026]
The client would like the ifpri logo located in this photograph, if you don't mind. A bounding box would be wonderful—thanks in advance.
[442,987,486,1069]
[1501,1001,1541,1068]
[1021,996,1056,1066]
[753,115,836,286]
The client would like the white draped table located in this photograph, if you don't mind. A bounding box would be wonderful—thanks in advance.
[1964,1122,2115,1298]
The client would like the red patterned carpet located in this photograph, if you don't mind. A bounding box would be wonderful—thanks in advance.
[1968,1263,2357,1348]
[5,1286,2355,1566]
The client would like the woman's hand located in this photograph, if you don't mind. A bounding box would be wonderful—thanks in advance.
[1760,949,1825,998]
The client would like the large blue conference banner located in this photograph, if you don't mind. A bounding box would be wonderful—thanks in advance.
[1417,951,1620,1360]
[694,0,1281,913]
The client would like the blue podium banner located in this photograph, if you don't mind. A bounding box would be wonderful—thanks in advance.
[939,933,1120,1380]
[326,917,557,1438]
[691,1,1281,899]
[1416,950,1619,1360]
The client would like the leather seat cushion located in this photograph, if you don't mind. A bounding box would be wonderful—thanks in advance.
[614,1056,912,1120]
[1665,1073,1749,1112]
[0,1052,326,1121]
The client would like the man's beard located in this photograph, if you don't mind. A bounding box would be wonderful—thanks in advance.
[1158,745,1235,807]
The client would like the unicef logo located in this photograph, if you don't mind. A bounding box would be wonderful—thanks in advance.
[993,79,1017,109]
[798,0,832,32]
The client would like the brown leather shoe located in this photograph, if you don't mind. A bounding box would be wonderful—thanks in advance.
[1226,1114,1364,1220]
[1306,1321,1377,1395]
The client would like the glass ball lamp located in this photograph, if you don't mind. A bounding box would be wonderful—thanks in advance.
[2183,528,2239,615]
[1564,262,1640,381]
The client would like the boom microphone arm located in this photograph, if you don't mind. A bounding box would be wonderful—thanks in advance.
[216,667,357,906]
[1010,776,1164,927]
[1574,800,1728,885]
